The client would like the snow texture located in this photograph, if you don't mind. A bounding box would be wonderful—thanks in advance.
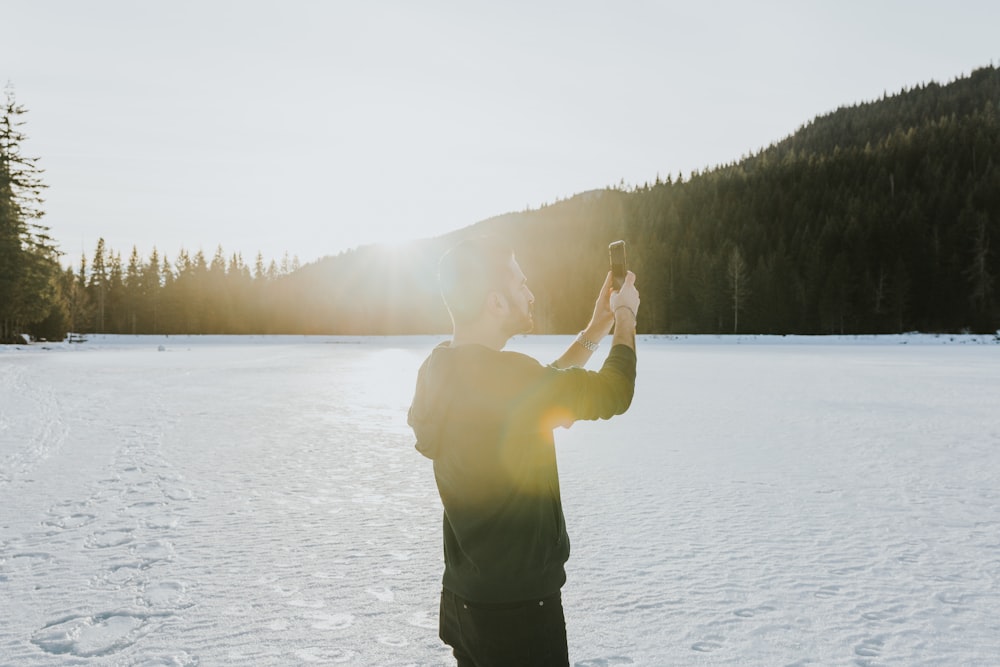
[1,334,999,665]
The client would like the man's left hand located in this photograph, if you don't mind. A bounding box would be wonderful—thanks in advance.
[587,271,616,336]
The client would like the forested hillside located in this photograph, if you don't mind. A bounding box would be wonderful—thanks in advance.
[645,64,1000,334]
[5,66,999,340]
[283,65,1000,335]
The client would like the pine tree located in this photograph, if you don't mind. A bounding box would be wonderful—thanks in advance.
[142,248,162,333]
[126,246,142,334]
[727,246,751,333]
[253,252,266,281]
[108,251,124,332]
[88,238,109,332]
[65,255,92,336]
[964,213,995,331]
[0,85,62,342]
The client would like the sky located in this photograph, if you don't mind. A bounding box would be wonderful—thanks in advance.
[3,1,999,268]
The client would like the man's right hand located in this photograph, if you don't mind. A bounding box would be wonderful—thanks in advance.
[610,271,639,349]
[610,271,639,321]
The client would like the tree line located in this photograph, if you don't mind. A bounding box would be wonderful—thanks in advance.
[62,241,303,336]
[0,86,304,341]
[2,66,998,341]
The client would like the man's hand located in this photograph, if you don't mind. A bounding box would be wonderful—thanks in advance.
[551,272,621,369]
[610,271,639,351]
[586,271,616,336]
[610,271,640,320]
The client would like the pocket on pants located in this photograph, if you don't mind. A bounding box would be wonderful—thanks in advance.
[448,592,568,667]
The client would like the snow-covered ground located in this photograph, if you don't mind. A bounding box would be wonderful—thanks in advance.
[1,334,999,666]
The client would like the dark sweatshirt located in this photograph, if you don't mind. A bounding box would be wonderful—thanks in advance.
[408,341,637,603]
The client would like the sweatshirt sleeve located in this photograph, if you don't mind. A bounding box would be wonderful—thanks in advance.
[542,344,637,422]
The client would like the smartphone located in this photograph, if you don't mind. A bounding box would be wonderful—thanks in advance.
[608,240,627,291]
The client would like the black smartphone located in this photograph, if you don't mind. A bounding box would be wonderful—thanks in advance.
[609,240,627,290]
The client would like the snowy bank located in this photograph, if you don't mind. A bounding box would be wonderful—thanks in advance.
[2,331,998,355]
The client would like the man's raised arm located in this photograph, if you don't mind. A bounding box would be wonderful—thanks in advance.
[552,271,639,369]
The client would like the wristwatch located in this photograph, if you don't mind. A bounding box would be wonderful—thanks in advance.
[575,333,599,352]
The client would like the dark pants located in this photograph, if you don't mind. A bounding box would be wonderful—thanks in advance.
[439,588,570,667]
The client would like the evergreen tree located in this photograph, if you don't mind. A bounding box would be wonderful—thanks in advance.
[727,246,750,333]
[88,238,109,332]
[108,251,124,332]
[65,255,92,336]
[126,246,142,333]
[0,85,62,342]
[964,211,995,328]
[142,248,162,333]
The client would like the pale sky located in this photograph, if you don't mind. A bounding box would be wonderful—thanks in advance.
[4,1,998,267]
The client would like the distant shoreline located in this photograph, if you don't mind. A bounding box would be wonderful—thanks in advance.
[3,332,998,354]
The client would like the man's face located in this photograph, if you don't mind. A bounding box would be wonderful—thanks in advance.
[501,257,535,336]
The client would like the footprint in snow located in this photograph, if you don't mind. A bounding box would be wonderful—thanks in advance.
[305,612,354,631]
[292,647,357,664]
[31,611,168,658]
[163,486,192,501]
[287,597,326,609]
[575,657,634,666]
[407,610,439,629]
[104,563,141,586]
[854,636,884,658]
[11,550,54,562]
[86,528,135,549]
[367,586,394,602]
[131,539,174,565]
[375,635,408,647]
[126,500,163,513]
[691,636,725,653]
[143,514,179,530]
[734,604,776,618]
[142,580,188,608]
[43,512,97,530]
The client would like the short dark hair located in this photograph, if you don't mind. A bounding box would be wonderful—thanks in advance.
[438,237,514,324]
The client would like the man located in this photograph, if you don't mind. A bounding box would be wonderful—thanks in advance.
[408,236,639,666]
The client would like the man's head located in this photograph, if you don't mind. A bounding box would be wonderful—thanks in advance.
[439,237,534,337]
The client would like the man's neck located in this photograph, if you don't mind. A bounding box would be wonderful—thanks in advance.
[451,325,509,352]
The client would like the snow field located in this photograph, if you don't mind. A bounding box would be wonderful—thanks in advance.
[1,335,999,665]
[545,341,1000,665]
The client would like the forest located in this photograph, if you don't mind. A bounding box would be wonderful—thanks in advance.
[2,66,998,342]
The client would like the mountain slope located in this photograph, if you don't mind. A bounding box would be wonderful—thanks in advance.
[288,65,1000,335]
